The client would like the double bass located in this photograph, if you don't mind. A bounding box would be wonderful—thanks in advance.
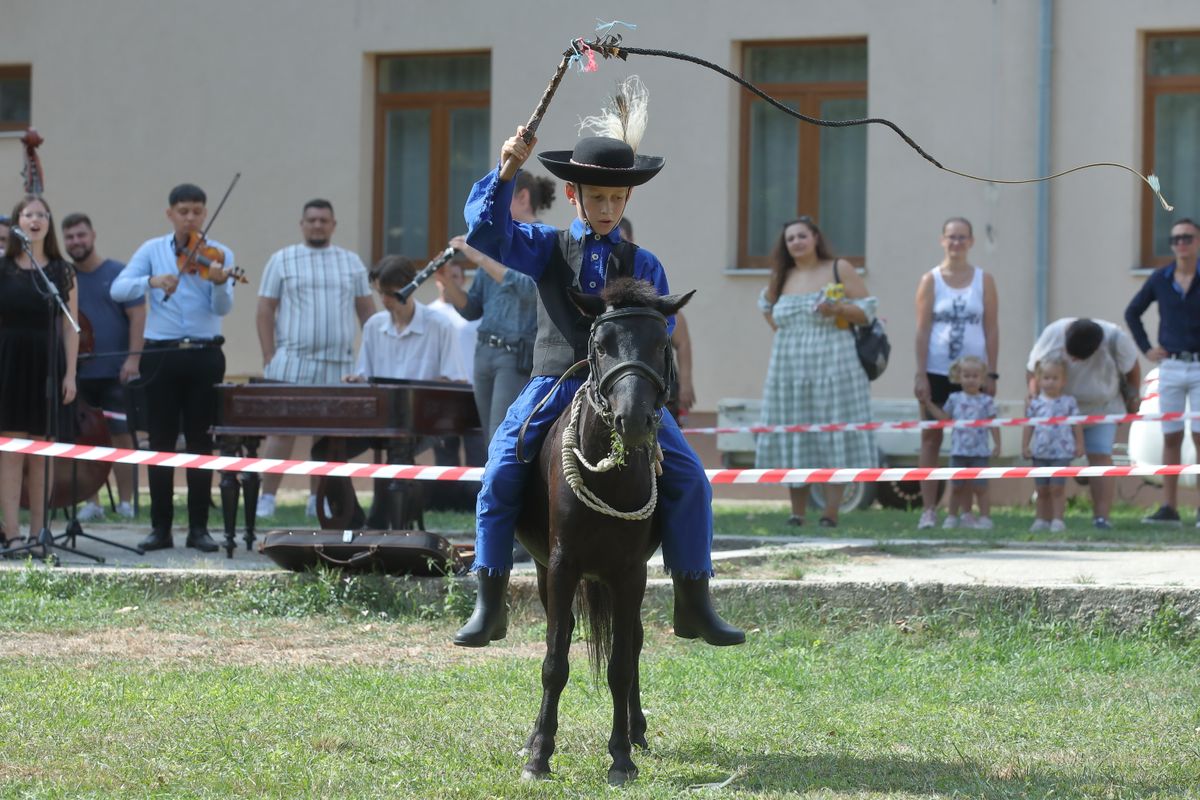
[15,127,113,510]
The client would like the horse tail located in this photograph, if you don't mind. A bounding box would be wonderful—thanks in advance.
[575,578,613,685]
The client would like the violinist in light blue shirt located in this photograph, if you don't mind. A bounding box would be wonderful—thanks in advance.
[110,183,238,554]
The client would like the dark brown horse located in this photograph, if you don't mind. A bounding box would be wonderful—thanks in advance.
[515,278,693,785]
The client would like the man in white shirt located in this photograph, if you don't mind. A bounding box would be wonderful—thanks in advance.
[426,254,478,380]
[1026,317,1141,530]
[255,199,375,518]
[350,255,465,383]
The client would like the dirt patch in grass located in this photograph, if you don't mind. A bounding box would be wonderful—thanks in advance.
[0,622,546,668]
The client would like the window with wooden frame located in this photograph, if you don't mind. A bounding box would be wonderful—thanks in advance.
[0,66,32,132]
[1143,32,1200,267]
[738,40,867,269]
[373,53,490,262]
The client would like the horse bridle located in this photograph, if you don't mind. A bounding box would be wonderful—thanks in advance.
[585,306,675,424]
[515,305,676,464]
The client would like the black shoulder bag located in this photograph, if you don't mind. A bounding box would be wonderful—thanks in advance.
[833,260,890,381]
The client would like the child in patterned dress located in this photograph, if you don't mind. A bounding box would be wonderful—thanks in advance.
[922,355,1001,529]
[1021,357,1084,532]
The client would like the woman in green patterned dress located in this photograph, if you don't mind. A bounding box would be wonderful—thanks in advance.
[755,217,878,527]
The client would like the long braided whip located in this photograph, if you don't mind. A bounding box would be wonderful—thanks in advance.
[584,35,1173,211]
[561,389,659,521]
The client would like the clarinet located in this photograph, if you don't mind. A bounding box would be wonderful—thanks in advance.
[392,246,457,302]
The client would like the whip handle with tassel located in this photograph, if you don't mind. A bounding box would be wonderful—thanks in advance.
[499,50,575,180]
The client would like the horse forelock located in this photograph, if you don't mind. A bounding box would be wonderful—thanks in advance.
[601,277,661,310]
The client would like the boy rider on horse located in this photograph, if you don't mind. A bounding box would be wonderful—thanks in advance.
[453,118,744,648]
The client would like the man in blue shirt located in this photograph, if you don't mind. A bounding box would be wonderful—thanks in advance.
[64,212,145,521]
[452,126,743,648]
[1125,218,1200,527]
[110,184,237,552]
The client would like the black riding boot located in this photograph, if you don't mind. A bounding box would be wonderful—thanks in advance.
[672,574,745,646]
[453,571,510,647]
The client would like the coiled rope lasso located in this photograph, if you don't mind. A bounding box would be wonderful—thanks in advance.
[570,26,1173,211]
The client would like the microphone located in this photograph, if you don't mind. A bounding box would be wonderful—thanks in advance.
[11,226,31,244]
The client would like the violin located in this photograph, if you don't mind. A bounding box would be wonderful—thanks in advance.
[176,231,247,285]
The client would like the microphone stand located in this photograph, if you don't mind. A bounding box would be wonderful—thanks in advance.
[2,238,104,564]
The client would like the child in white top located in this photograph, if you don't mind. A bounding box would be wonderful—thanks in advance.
[1021,357,1084,533]
[922,355,1000,529]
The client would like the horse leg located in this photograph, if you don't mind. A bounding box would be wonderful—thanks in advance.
[522,564,578,781]
[628,610,648,751]
[606,572,645,786]
[520,561,574,759]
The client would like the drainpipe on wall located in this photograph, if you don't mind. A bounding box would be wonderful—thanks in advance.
[1034,0,1053,336]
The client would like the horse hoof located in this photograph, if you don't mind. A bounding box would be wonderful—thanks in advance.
[521,768,551,782]
[607,767,638,786]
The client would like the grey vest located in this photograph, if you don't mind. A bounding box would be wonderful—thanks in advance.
[531,230,639,377]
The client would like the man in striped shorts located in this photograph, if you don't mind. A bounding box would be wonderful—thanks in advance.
[255,199,376,518]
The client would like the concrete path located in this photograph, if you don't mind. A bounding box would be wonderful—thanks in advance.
[713,539,1200,588]
[2,522,1197,590]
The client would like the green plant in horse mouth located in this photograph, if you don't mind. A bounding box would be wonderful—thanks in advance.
[608,429,628,468]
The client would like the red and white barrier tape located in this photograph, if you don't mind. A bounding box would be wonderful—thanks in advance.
[2,435,1197,485]
[681,410,1199,436]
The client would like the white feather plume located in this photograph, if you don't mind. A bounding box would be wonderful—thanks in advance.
[578,76,649,153]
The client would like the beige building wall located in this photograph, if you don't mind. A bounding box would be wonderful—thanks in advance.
[0,1,1194,412]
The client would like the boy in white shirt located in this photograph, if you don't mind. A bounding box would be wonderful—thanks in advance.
[349,255,464,383]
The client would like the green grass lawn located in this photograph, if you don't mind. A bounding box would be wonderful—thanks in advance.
[0,568,1196,798]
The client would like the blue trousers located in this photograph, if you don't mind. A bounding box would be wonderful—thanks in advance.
[473,376,714,577]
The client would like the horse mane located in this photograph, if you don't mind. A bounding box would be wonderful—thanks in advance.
[601,277,660,309]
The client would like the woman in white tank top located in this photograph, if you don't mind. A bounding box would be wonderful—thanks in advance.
[912,217,1000,529]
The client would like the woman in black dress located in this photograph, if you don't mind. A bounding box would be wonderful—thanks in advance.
[0,195,78,546]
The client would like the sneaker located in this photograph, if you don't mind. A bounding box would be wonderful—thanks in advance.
[971,515,994,530]
[1196,510,1200,529]
[115,501,135,520]
[256,493,277,519]
[1049,519,1066,533]
[917,509,937,530]
[959,512,978,529]
[76,502,104,522]
[1141,505,1182,527]
[305,495,332,518]
[1093,517,1112,531]
[942,514,959,529]
[1029,519,1050,532]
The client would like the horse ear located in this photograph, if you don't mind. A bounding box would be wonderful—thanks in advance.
[657,289,695,317]
[569,288,607,319]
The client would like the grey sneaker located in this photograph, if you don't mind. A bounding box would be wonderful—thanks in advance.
[917,508,937,530]
[1029,519,1050,532]
[76,502,104,522]
[1092,517,1112,530]
[1141,505,1182,527]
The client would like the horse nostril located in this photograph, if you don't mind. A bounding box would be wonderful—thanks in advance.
[614,414,626,435]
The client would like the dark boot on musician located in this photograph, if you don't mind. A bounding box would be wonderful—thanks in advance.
[139,528,174,552]
[672,574,745,646]
[185,528,219,553]
[453,571,509,647]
